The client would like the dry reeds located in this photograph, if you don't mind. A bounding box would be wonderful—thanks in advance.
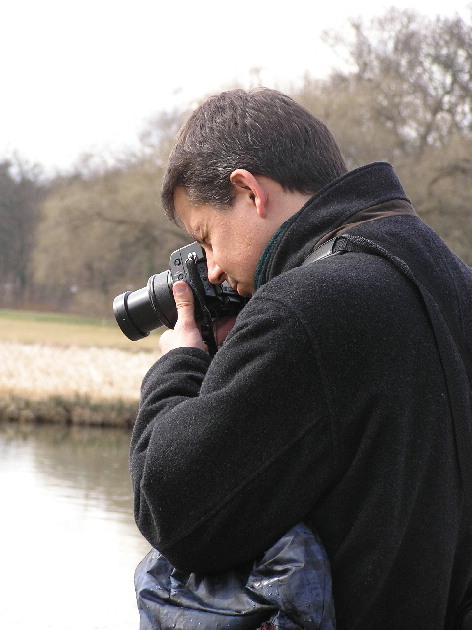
[0,342,158,427]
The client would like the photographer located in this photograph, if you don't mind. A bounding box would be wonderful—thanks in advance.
[129,88,472,629]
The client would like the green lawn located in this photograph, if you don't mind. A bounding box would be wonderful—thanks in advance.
[0,309,158,350]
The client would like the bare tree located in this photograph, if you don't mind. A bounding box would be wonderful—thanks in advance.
[0,157,45,306]
[293,8,472,264]
[33,156,187,316]
[321,8,472,158]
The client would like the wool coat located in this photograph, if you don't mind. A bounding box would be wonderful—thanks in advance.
[130,162,472,630]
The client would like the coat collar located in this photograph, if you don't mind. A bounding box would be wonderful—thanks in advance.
[255,162,410,290]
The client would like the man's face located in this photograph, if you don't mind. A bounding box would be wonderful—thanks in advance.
[173,187,273,297]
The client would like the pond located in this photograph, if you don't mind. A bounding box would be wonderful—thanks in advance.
[0,422,151,630]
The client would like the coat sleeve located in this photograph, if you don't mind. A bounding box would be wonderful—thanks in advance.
[129,286,335,572]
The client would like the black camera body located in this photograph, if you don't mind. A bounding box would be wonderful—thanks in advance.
[113,242,247,349]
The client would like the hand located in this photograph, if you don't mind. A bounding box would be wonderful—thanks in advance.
[159,282,207,355]
[213,316,237,348]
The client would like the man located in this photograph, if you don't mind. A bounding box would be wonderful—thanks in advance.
[130,88,472,629]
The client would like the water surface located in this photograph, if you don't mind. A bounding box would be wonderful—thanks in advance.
[0,423,151,630]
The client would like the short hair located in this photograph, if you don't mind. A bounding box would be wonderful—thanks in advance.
[161,87,347,221]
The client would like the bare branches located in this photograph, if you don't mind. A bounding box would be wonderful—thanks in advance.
[322,9,472,157]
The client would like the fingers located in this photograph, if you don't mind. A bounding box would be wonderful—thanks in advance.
[158,281,207,355]
[159,282,235,356]
[172,281,195,328]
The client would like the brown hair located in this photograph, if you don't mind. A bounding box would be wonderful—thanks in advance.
[161,87,347,220]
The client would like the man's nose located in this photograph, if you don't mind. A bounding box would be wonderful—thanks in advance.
[207,259,227,285]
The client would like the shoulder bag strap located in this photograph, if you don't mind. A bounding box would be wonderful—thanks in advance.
[303,234,472,529]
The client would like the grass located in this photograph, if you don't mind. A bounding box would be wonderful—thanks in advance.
[0,308,159,350]
[0,309,163,426]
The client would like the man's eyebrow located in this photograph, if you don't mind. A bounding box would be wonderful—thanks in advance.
[186,226,202,242]
[187,227,199,240]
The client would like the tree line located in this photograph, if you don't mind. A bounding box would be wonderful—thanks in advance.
[1,8,471,318]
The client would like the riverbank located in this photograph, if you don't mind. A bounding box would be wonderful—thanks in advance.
[0,341,158,427]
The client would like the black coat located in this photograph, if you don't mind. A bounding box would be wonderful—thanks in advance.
[130,162,472,630]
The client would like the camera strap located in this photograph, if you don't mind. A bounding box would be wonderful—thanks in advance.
[303,233,472,627]
[185,253,218,357]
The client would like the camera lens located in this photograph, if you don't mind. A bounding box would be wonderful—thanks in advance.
[113,271,176,341]
[113,287,157,341]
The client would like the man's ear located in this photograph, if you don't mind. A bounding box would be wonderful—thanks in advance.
[229,169,268,218]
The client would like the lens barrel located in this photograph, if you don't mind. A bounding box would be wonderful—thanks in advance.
[113,271,176,341]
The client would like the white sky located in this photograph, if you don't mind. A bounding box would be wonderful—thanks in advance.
[1,0,470,174]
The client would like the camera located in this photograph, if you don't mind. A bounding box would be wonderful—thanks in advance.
[113,242,247,352]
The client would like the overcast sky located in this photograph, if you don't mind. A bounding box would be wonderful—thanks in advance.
[1,0,470,174]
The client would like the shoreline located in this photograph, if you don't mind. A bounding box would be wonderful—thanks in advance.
[0,391,139,428]
[0,341,157,427]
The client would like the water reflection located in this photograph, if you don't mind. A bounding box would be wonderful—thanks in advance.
[0,423,151,630]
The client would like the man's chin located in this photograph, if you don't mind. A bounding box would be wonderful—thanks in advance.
[237,286,252,298]
[229,279,252,298]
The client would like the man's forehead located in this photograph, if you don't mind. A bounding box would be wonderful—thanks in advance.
[173,188,204,236]
[173,187,192,214]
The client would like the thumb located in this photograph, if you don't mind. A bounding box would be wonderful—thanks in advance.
[172,281,196,324]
